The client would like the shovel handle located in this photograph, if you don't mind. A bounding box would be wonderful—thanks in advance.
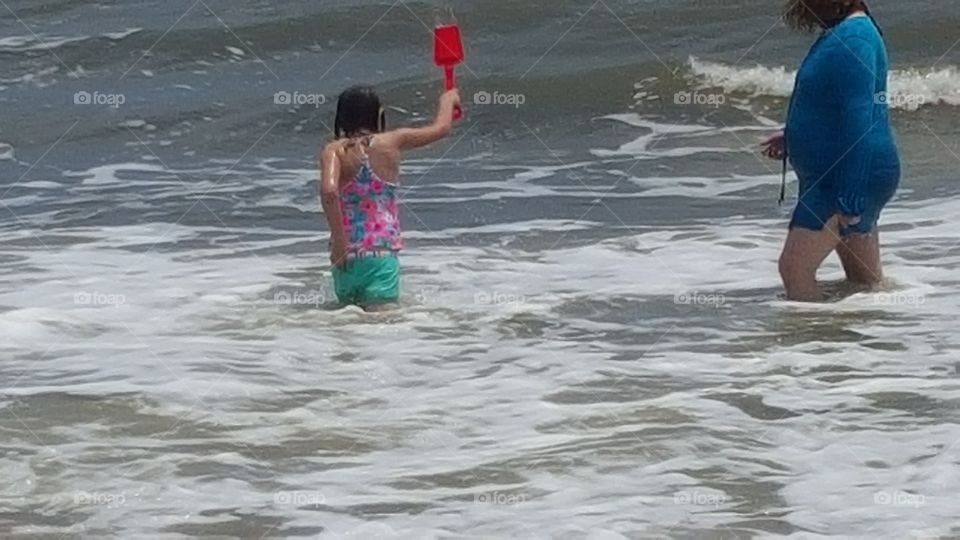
[444,66,463,120]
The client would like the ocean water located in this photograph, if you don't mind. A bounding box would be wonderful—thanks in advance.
[1,1,959,538]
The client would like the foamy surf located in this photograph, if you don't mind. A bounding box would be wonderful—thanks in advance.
[0,29,142,53]
[687,56,960,111]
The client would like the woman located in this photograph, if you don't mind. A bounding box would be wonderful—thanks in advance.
[762,0,900,301]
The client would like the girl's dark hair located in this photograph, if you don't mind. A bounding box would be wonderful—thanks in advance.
[784,0,869,32]
[334,85,385,138]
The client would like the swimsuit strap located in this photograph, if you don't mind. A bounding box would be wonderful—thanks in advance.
[355,135,380,179]
[850,4,883,35]
[866,11,883,36]
[779,148,788,207]
[347,135,372,164]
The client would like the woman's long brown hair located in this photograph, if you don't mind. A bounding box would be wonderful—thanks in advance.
[784,0,869,32]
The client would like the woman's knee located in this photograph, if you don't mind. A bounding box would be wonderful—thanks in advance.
[779,236,825,287]
[778,250,792,281]
[779,250,809,286]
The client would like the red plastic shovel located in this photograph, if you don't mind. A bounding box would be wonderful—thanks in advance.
[434,23,464,120]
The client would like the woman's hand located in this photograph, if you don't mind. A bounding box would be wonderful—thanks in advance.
[836,214,861,229]
[761,131,785,160]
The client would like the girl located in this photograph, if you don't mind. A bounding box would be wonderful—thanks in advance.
[319,86,461,311]
[762,0,900,301]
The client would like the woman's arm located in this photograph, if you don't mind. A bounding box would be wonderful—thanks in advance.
[380,89,461,151]
[828,37,880,219]
[319,142,348,267]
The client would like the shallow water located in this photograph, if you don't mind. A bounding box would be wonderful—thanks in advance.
[2,0,960,538]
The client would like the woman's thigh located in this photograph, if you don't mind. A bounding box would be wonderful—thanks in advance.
[781,216,842,275]
[837,231,882,284]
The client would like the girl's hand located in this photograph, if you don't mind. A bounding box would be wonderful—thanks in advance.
[330,242,348,269]
[440,89,461,115]
[761,131,785,160]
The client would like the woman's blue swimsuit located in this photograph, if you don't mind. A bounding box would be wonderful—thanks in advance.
[785,16,900,235]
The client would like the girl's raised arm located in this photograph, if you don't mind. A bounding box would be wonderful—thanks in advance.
[383,89,460,151]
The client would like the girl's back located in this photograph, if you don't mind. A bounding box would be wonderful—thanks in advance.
[337,136,400,186]
[335,136,403,254]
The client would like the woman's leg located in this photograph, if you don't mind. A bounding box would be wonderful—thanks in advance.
[836,231,883,286]
[779,216,842,301]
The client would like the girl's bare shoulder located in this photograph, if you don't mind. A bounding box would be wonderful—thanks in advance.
[320,139,348,159]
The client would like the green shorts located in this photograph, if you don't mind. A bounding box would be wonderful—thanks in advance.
[333,254,400,306]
